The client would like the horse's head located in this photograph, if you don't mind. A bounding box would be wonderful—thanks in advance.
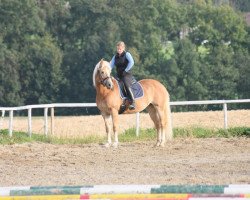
[95,59,114,90]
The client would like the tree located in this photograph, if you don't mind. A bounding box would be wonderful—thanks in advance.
[203,46,239,100]
[234,49,250,100]
[0,0,45,50]
[185,3,247,49]
[171,39,206,101]
[19,35,63,104]
[1,0,249,112]
[229,0,250,12]
[0,0,63,106]
[53,0,117,103]
[0,43,22,106]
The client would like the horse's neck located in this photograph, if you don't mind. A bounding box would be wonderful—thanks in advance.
[96,84,110,96]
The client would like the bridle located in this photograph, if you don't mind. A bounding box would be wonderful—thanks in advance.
[98,71,113,90]
[100,76,111,86]
[97,60,113,90]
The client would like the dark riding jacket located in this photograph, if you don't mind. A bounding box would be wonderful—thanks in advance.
[110,51,134,78]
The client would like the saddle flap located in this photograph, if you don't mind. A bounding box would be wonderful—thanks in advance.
[116,79,144,100]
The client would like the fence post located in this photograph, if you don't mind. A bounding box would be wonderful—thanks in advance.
[0,110,5,130]
[44,107,48,136]
[9,110,13,137]
[51,107,54,135]
[136,112,140,137]
[223,103,228,129]
[28,108,32,137]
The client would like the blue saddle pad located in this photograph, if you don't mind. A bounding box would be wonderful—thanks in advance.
[116,80,144,100]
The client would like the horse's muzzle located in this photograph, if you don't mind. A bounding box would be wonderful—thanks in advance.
[107,82,114,90]
[104,78,113,90]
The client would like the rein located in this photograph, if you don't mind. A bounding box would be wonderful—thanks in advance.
[99,74,113,90]
[100,76,111,85]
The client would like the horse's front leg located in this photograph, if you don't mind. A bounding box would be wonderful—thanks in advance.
[101,113,112,147]
[111,109,119,148]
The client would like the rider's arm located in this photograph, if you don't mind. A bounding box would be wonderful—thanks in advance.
[125,52,134,72]
[110,55,115,69]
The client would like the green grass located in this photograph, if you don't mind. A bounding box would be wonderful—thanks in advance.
[119,128,156,142]
[174,126,250,138]
[0,127,249,145]
[0,129,105,145]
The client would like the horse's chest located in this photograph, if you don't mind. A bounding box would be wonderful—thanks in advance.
[97,101,106,109]
[97,99,110,112]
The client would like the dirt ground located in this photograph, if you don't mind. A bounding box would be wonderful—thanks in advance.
[0,110,249,186]
[0,137,249,186]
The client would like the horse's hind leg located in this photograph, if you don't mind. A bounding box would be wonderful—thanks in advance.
[101,113,112,147]
[149,104,170,147]
[147,104,162,146]
[155,107,167,147]
[159,108,167,147]
[165,102,173,141]
[157,102,173,146]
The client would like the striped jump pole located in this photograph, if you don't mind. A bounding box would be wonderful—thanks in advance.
[0,185,249,200]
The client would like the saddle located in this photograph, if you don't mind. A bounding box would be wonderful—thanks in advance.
[115,78,144,114]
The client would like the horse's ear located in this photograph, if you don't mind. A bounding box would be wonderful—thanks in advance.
[99,58,104,68]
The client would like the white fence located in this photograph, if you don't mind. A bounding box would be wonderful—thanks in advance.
[0,99,250,137]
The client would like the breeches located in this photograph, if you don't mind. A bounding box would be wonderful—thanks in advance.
[120,72,136,89]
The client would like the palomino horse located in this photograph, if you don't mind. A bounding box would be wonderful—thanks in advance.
[93,59,173,147]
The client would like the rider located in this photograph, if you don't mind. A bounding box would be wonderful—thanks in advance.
[110,41,136,110]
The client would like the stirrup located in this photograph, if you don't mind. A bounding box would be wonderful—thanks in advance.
[128,103,135,110]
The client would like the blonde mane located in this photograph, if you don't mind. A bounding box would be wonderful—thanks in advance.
[92,62,100,88]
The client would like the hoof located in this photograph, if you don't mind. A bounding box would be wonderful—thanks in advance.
[155,141,165,147]
[156,141,161,147]
[104,142,111,148]
[112,142,119,148]
[160,142,165,147]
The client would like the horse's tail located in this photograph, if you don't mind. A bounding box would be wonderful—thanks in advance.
[165,92,173,140]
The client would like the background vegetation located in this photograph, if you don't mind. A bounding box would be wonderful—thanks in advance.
[1,0,250,113]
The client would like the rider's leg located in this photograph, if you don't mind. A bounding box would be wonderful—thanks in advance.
[127,87,135,110]
[122,72,135,110]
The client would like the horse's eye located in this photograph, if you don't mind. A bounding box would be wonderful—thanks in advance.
[101,71,104,74]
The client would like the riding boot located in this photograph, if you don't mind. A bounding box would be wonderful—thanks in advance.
[127,87,135,110]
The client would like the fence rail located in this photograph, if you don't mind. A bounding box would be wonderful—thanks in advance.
[0,99,250,137]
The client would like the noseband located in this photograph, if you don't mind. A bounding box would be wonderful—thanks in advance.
[100,76,111,86]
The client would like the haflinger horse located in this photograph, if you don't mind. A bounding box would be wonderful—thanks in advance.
[93,59,173,147]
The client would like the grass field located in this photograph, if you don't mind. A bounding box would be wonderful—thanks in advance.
[0,126,249,145]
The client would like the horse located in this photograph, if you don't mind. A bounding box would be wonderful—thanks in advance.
[93,59,173,147]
